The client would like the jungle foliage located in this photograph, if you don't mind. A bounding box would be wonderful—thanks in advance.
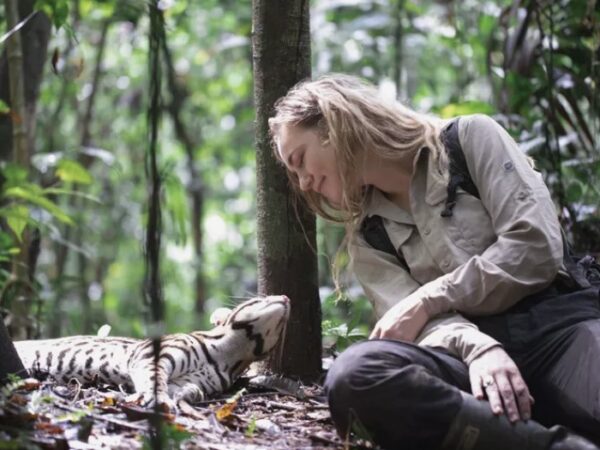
[0,0,598,352]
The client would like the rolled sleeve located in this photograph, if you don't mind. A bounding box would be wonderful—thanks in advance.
[418,314,501,364]
[420,114,563,317]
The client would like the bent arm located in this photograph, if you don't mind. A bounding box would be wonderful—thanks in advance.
[350,234,501,364]
[419,115,563,317]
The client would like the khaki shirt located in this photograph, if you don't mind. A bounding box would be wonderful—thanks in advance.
[350,114,563,364]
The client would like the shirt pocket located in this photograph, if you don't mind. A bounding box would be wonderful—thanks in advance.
[442,189,497,255]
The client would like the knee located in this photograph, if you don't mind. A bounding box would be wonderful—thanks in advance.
[325,341,448,446]
[325,340,429,413]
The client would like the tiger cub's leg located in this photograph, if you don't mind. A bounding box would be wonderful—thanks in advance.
[126,340,175,410]
[167,374,206,403]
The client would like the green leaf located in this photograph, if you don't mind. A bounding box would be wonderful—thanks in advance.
[56,409,87,423]
[4,187,73,225]
[0,205,29,241]
[566,179,585,202]
[0,162,28,185]
[56,159,93,184]
[0,99,9,114]
[245,416,257,437]
[34,0,70,29]
[43,187,101,203]
[437,101,495,118]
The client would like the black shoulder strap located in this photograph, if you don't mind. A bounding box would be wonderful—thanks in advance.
[361,118,473,263]
[441,119,589,289]
[360,117,593,291]
[440,118,480,217]
[559,228,592,290]
[359,215,410,272]
[360,215,396,256]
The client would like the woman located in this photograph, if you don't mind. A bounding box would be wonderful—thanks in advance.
[269,74,600,450]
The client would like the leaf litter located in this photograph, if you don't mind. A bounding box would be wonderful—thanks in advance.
[0,374,379,450]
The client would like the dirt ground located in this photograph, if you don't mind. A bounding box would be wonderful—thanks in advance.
[0,375,377,450]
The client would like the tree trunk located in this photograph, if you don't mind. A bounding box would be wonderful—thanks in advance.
[0,318,26,383]
[393,0,405,99]
[252,0,321,381]
[1,0,50,341]
[0,0,51,341]
[0,0,51,162]
[3,0,28,168]
[0,0,49,377]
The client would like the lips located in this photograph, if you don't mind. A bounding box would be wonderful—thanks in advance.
[315,177,324,195]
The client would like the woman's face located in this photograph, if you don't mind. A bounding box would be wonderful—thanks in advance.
[276,124,343,205]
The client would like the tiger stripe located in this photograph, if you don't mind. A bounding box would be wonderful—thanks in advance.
[14,295,289,407]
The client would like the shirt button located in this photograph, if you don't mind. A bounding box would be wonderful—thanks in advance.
[423,228,431,236]
[442,260,449,268]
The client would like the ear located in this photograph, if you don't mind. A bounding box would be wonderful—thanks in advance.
[209,307,233,327]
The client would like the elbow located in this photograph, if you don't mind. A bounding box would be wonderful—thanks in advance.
[533,224,563,286]
[536,197,564,284]
[545,236,563,282]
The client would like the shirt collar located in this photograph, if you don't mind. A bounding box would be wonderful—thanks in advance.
[362,146,448,223]
[362,186,415,225]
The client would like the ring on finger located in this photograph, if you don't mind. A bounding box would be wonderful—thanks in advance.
[482,377,495,388]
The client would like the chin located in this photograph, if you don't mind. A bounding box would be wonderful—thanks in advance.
[323,196,342,209]
[318,187,342,208]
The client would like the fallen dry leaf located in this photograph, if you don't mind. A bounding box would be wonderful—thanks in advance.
[215,400,237,421]
[35,421,64,435]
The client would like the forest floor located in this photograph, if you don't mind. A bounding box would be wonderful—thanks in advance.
[0,374,378,450]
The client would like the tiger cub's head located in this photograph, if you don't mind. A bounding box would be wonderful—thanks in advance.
[211,295,290,358]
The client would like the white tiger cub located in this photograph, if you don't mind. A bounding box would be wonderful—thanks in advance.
[14,295,290,409]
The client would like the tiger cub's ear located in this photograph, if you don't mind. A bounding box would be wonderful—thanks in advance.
[209,307,233,327]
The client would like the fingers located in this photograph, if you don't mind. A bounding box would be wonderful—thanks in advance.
[481,376,504,416]
[509,372,532,421]
[481,373,532,422]
[369,326,380,340]
[469,369,485,401]
[494,373,520,422]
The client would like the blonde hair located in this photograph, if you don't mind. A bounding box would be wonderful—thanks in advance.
[269,74,448,225]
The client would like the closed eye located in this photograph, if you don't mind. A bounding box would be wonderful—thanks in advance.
[297,152,304,170]
[289,145,305,170]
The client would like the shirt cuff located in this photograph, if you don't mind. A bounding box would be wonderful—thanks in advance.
[416,315,502,365]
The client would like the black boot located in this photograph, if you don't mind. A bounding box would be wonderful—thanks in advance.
[441,392,599,450]
[549,426,600,450]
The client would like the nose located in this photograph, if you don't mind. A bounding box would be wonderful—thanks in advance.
[299,174,313,191]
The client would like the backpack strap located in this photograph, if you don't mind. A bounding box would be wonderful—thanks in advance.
[438,120,589,287]
[360,118,472,263]
[360,215,410,272]
[558,228,593,290]
[440,118,480,217]
[360,118,469,264]
[360,116,594,292]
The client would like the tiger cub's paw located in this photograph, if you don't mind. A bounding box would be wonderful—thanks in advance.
[125,391,176,413]
[172,383,205,404]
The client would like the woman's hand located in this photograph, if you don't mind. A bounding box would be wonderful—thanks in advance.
[469,346,533,423]
[369,296,429,342]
